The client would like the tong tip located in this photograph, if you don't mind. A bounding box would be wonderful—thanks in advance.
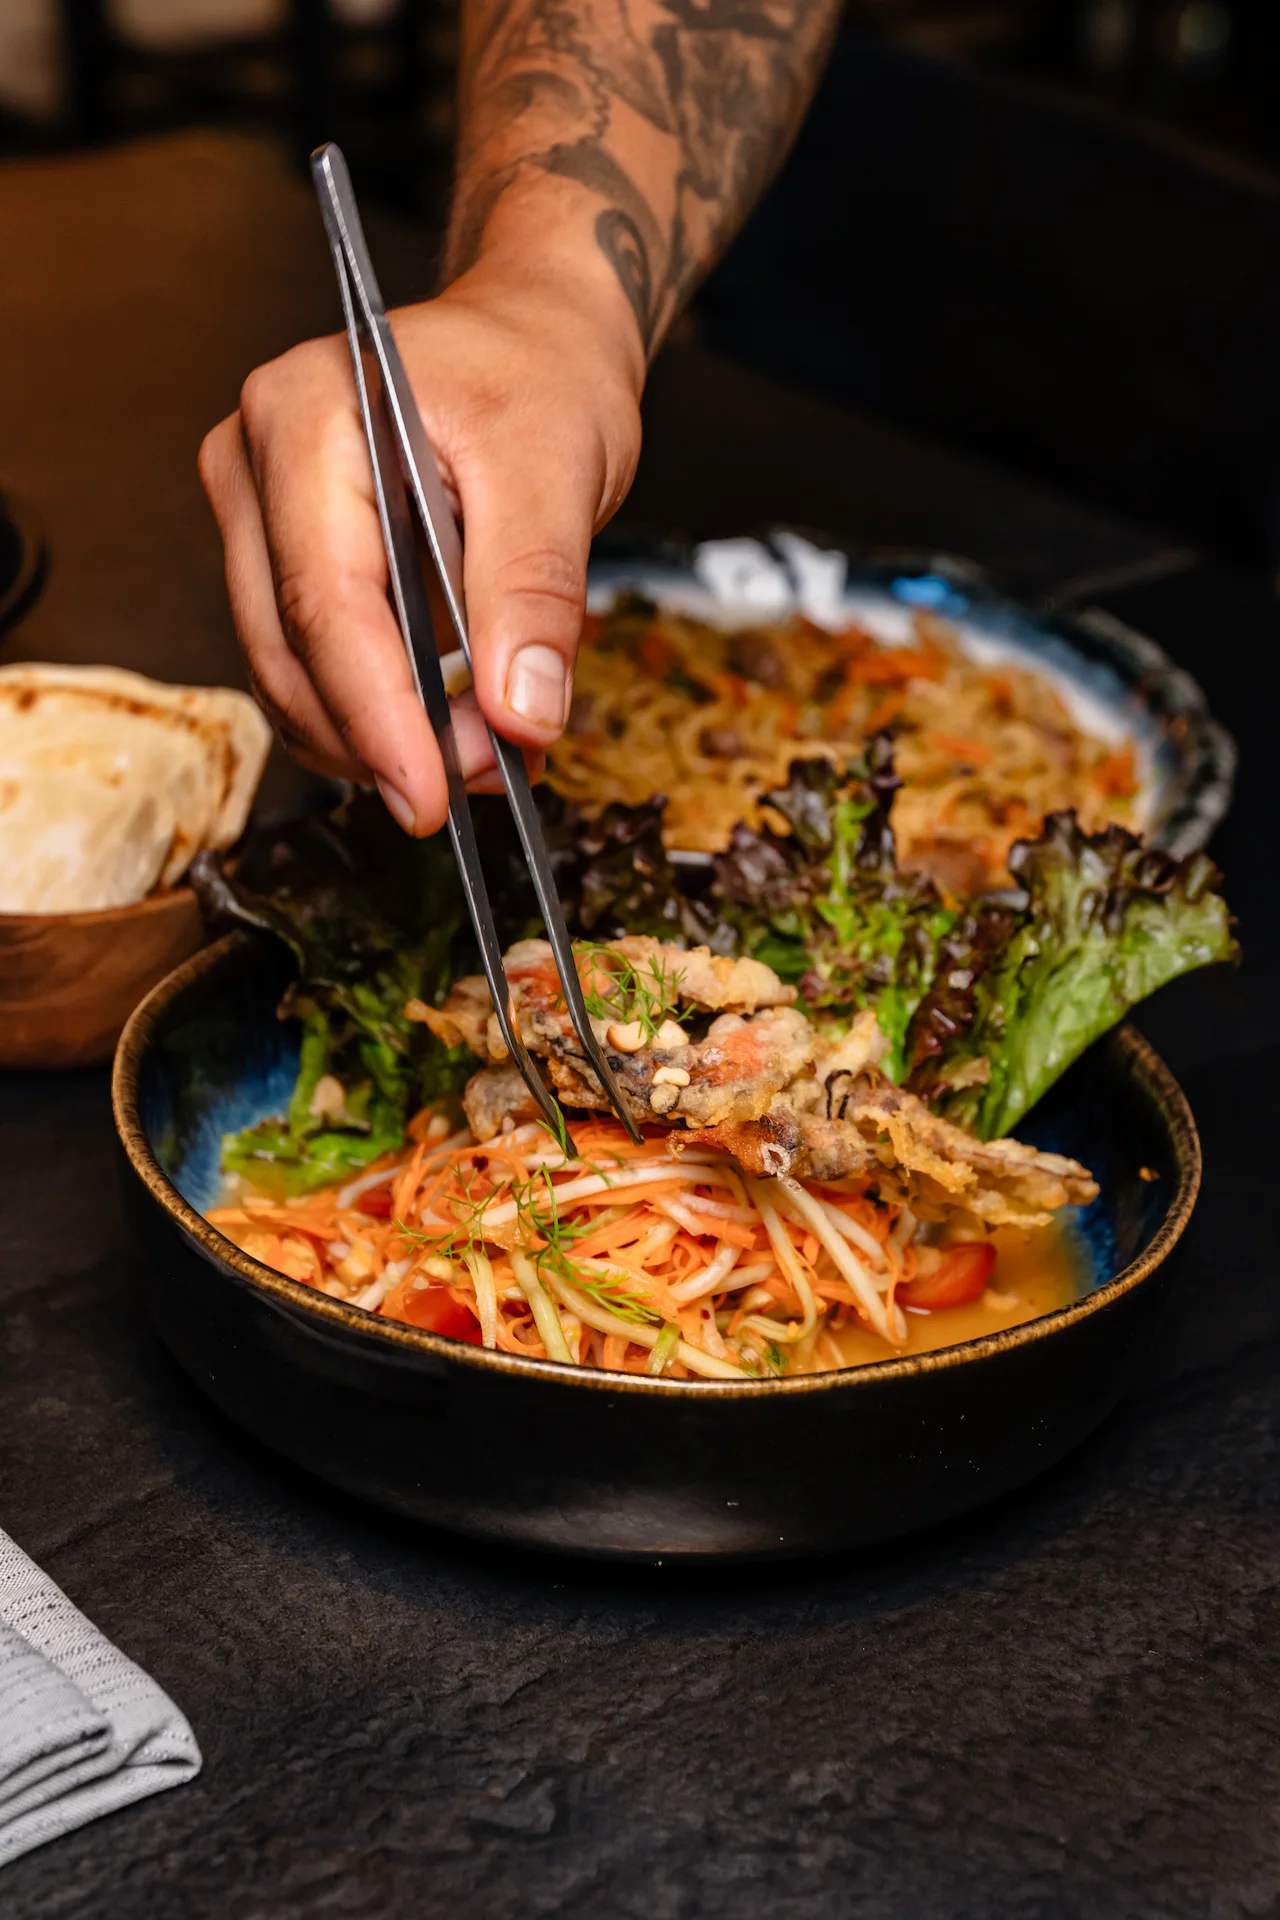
[583,1040,645,1146]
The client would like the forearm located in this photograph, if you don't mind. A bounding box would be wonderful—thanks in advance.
[445,0,844,356]
[203,0,842,826]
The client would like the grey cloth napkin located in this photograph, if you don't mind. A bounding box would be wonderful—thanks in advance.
[0,1528,201,1867]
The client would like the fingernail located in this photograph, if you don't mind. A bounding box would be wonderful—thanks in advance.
[504,644,569,730]
[376,777,416,834]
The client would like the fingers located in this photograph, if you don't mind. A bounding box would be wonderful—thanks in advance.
[200,312,605,834]
[455,430,598,751]
[199,414,355,780]
[450,688,545,792]
[199,404,517,810]
[235,345,463,834]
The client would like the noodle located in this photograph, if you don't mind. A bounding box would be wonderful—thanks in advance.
[207,1111,1062,1380]
[548,601,1141,888]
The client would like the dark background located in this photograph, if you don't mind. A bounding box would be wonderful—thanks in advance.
[3,11,1280,1914]
[5,0,1280,575]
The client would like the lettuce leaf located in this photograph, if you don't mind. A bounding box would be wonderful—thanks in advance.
[926,813,1237,1137]
[203,750,1235,1185]
[201,785,716,1194]
[710,750,1234,1131]
[195,793,476,1195]
[548,793,726,947]
[712,741,959,1077]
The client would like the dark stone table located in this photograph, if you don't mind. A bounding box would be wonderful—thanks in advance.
[1,134,1277,1919]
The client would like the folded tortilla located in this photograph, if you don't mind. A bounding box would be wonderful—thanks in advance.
[0,664,272,913]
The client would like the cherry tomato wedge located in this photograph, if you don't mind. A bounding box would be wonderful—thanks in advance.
[898,1241,996,1312]
[355,1185,394,1219]
[397,1289,483,1342]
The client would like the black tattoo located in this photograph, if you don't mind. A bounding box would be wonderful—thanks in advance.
[595,207,656,346]
[446,0,841,351]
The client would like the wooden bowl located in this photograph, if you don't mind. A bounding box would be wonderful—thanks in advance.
[0,887,208,1069]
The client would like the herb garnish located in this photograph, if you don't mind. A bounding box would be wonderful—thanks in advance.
[574,942,692,1043]
[512,1165,658,1324]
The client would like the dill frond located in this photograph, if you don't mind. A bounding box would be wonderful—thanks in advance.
[510,1164,658,1325]
[394,1162,495,1266]
[573,942,693,1043]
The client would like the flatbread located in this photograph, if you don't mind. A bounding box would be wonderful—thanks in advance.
[0,664,271,912]
[0,769,174,914]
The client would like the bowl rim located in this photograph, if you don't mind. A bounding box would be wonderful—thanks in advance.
[0,884,199,932]
[113,931,1202,1401]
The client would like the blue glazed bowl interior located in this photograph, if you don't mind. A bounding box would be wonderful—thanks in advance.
[140,938,1178,1351]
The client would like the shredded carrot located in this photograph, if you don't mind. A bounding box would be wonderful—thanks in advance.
[701,670,750,709]
[863,690,905,734]
[568,1181,689,1209]
[883,1235,904,1321]
[821,655,868,735]
[851,642,947,687]
[932,783,969,828]
[636,630,675,678]
[602,1333,630,1371]
[774,694,802,736]
[564,1210,664,1261]
[1095,744,1138,798]
[206,1111,1031,1381]
[929,732,994,769]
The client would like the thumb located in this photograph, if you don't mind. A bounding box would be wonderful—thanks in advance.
[456,442,597,749]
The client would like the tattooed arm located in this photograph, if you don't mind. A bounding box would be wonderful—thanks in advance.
[449,0,841,354]
[199,0,840,831]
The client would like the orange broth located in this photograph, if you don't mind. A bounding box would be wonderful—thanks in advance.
[831,1221,1089,1370]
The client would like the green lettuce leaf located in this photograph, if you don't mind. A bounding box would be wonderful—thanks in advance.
[547,792,726,946]
[195,793,476,1196]
[712,749,1234,1128]
[927,813,1237,1137]
[199,783,717,1194]
[202,749,1236,1186]
[712,741,959,1077]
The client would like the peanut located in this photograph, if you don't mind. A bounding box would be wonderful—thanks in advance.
[606,1019,646,1052]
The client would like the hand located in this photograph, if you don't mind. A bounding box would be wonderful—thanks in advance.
[199,262,644,834]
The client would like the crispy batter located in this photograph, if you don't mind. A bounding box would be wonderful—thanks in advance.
[422,936,799,1078]
[687,1074,1097,1228]
[543,1004,818,1129]
[608,936,797,1012]
[781,1008,889,1116]
[673,1107,804,1177]
[838,1077,1096,1223]
[408,974,493,1055]
[458,1005,817,1140]
[462,1064,539,1141]
[425,939,812,1138]
[412,941,1096,1225]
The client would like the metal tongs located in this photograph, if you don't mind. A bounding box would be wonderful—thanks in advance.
[311,144,641,1155]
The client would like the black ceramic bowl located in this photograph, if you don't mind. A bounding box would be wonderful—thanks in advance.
[113,932,1200,1563]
